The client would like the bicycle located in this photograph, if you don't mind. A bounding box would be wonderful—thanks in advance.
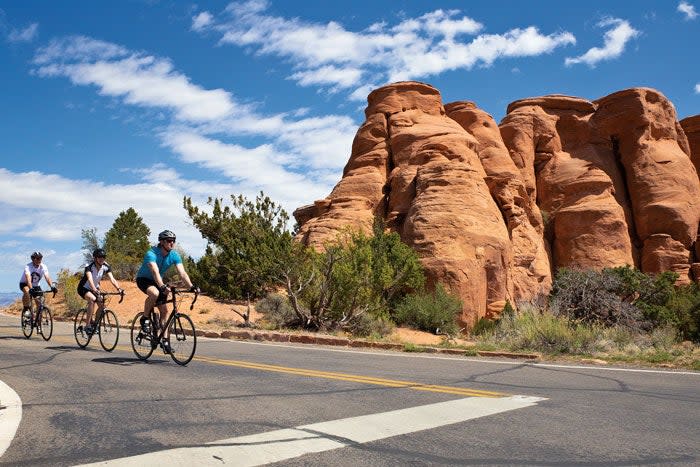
[20,287,56,341]
[74,290,125,352]
[130,286,199,365]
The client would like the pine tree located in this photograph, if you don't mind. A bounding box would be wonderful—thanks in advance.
[103,208,151,280]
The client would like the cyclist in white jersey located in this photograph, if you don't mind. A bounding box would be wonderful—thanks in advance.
[19,251,56,314]
[77,248,124,334]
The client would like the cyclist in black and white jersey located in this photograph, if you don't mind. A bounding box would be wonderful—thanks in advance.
[19,251,57,316]
[77,248,123,335]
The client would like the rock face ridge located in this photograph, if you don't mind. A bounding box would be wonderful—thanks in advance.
[295,82,700,328]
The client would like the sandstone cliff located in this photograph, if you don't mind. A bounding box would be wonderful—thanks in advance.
[295,82,700,328]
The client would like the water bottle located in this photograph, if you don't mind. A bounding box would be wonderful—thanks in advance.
[23,309,31,320]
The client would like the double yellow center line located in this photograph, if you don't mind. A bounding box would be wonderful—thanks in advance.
[195,355,506,398]
[11,327,507,398]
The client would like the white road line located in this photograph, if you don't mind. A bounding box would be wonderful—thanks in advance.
[78,395,545,466]
[0,380,22,458]
[222,339,700,376]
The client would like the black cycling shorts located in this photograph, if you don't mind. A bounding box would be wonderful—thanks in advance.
[136,277,168,305]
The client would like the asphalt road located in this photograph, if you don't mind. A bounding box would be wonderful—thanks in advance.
[0,314,698,466]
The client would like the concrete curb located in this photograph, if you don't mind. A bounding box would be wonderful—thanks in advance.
[51,315,541,361]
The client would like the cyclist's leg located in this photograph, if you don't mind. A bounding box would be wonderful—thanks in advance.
[156,302,170,337]
[84,291,97,331]
[143,286,159,316]
[19,283,31,311]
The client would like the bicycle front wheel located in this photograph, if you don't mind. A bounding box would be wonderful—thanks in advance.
[169,313,196,366]
[74,309,91,348]
[99,309,119,352]
[130,312,154,360]
[38,307,53,341]
[21,309,33,338]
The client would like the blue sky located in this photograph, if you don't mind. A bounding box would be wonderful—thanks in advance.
[0,0,698,291]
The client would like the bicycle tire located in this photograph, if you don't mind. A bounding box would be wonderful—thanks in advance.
[21,308,33,338]
[130,312,154,360]
[74,308,91,348]
[99,309,119,352]
[169,313,196,366]
[38,307,53,341]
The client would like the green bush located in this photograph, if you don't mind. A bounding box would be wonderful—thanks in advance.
[480,307,602,354]
[185,192,293,300]
[280,221,425,335]
[549,267,646,330]
[57,269,83,315]
[393,284,461,336]
[256,293,296,328]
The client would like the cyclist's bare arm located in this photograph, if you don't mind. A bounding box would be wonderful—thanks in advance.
[106,271,122,291]
[44,272,55,289]
[174,263,194,289]
[85,272,99,294]
[147,261,166,289]
[23,269,32,287]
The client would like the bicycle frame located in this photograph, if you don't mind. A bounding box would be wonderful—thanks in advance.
[148,287,199,347]
[131,285,199,365]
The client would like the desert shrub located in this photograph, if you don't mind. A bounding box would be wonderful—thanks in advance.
[479,306,603,354]
[185,192,293,300]
[280,222,425,335]
[393,284,461,336]
[346,313,395,338]
[57,269,83,314]
[256,293,296,328]
[549,268,647,330]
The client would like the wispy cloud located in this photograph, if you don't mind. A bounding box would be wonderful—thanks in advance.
[565,18,639,67]
[26,34,356,264]
[35,37,236,122]
[678,1,698,20]
[7,22,38,43]
[192,1,575,98]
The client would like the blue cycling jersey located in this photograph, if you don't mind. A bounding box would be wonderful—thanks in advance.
[136,246,182,280]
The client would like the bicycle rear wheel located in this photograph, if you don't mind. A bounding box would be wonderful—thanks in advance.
[130,312,154,360]
[169,313,196,365]
[21,309,33,338]
[74,308,91,348]
[99,309,119,352]
[38,307,53,341]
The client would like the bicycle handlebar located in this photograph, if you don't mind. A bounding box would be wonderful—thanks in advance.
[97,290,125,304]
[165,285,199,311]
[30,287,57,299]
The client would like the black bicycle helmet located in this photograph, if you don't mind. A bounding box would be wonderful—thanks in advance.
[93,248,107,258]
[158,229,176,241]
[31,251,43,259]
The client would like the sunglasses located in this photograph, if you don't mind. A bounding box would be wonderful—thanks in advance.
[95,256,106,259]
[163,239,176,244]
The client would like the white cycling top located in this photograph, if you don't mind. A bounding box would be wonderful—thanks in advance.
[20,262,49,287]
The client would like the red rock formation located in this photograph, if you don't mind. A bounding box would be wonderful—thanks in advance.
[445,101,551,302]
[680,115,700,180]
[500,96,636,271]
[593,89,700,284]
[295,83,700,328]
[296,82,514,327]
[679,115,700,281]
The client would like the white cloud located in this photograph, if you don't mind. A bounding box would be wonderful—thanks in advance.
[290,65,364,89]
[678,1,699,20]
[192,11,213,31]
[695,83,700,93]
[565,18,640,67]
[8,22,38,42]
[34,39,236,122]
[193,1,575,92]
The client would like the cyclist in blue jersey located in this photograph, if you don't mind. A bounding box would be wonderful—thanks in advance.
[136,230,196,354]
